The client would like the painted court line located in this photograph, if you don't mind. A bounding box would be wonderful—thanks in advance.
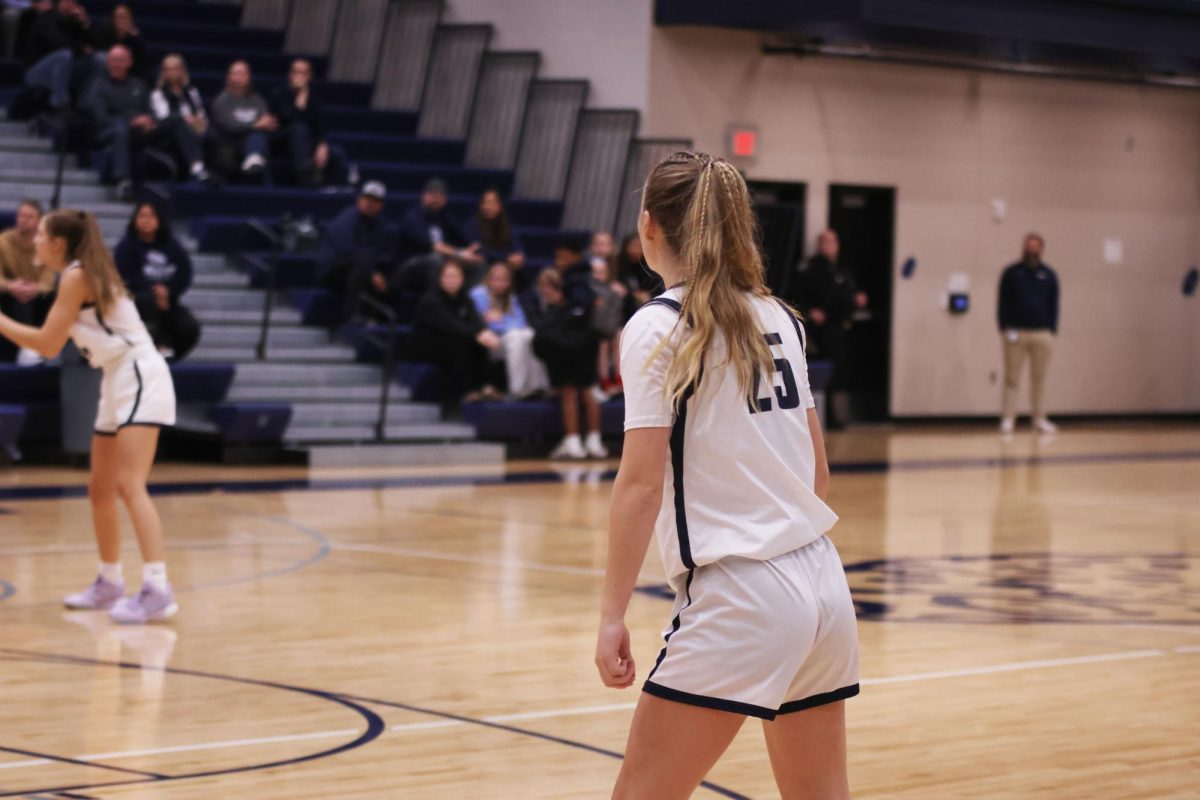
[334,542,608,578]
[1,647,1193,774]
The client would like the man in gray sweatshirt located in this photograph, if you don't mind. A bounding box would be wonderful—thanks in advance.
[87,44,152,201]
[211,60,276,179]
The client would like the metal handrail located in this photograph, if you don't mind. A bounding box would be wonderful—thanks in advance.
[354,293,397,442]
[241,219,282,360]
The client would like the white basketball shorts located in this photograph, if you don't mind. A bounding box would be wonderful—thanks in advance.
[643,535,860,719]
[95,352,177,436]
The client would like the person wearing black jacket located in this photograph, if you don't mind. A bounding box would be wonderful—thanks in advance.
[410,259,502,408]
[527,246,606,460]
[997,232,1060,435]
[113,202,201,361]
[22,0,99,110]
[318,182,398,325]
[90,4,149,82]
[792,229,867,428]
[270,58,332,188]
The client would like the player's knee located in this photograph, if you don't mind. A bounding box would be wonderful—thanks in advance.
[114,473,145,501]
[88,475,117,502]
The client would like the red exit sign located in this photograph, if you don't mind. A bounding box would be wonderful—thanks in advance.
[728,125,759,158]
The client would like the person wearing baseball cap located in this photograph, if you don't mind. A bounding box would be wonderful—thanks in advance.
[318,180,398,324]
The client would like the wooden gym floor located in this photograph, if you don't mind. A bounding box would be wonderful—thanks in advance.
[0,423,1197,798]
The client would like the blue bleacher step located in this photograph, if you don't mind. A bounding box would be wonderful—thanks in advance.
[199,325,331,349]
[303,442,506,468]
[288,401,440,427]
[231,362,383,387]
[136,21,282,50]
[0,135,52,153]
[227,383,411,403]
[88,0,241,25]
[190,344,357,363]
[285,421,478,445]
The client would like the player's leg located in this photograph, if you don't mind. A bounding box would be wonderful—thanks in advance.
[761,700,850,800]
[64,433,126,609]
[109,425,176,623]
[613,693,746,800]
[113,425,165,563]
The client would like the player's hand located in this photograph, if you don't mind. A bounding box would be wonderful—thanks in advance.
[595,619,635,689]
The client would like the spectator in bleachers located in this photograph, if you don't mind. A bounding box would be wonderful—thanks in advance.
[589,230,615,269]
[88,44,152,201]
[590,254,627,399]
[22,0,99,111]
[2,0,41,61]
[319,181,397,325]
[212,60,276,180]
[396,178,480,293]
[470,262,549,399]
[149,53,211,184]
[0,199,54,364]
[270,58,333,188]
[411,258,502,408]
[91,4,147,82]
[114,202,200,361]
[615,232,660,309]
[461,189,525,271]
[526,267,606,460]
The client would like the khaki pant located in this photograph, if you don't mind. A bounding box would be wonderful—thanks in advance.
[1001,329,1054,421]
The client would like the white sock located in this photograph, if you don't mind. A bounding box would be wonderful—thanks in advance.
[190,161,205,175]
[99,561,123,584]
[563,433,582,447]
[142,562,168,591]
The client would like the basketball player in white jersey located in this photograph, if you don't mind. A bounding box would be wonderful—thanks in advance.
[0,210,177,624]
[596,153,859,798]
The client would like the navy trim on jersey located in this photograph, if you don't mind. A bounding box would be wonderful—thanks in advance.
[94,306,136,348]
[645,570,695,682]
[642,681,779,720]
[93,429,118,437]
[773,298,806,352]
[670,370,700,570]
[777,684,861,715]
[125,361,144,425]
[644,297,682,313]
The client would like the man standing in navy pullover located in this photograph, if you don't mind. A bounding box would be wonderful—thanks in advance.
[997,232,1060,435]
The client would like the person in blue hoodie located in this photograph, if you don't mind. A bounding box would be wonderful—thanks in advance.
[113,201,200,360]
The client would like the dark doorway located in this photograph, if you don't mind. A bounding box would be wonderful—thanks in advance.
[827,184,895,421]
[748,180,806,298]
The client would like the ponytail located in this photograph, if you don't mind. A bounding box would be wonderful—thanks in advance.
[43,209,126,315]
[642,152,776,410]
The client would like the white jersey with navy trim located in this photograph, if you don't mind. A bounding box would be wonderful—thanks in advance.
[621,286,839,581]
[65,263,156,369]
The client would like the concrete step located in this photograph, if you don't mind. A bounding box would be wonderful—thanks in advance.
[0,135,53,153]
[303,442,505,468]
[227,382,411,403]
[0,167,101,186]
[189,344,355,363]
[285,421,478,444]
[191,253,229,271]
[191,308,304,326]
[288,401,440,427]
[230,362,382,387]
[193,271,250,289]
[0,183,113,204]
[198,325,330,349]
[187,288,270,312]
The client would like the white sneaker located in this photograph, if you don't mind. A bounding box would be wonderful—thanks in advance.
[241,153,266,174]
[590,385,609,404]
[584,431,608,459]
[550,434,586,460]
[1034,417,1059,435]
[16,347,44,366]
[999,417,1015,435]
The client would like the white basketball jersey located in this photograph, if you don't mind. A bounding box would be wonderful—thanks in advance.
[621,286,839,581]
[65,263,156,369]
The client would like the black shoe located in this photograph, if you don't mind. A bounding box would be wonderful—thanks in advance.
[114,180,134,202]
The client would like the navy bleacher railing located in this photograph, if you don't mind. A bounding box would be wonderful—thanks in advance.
[356,293,399,442]
[240,219,282,361]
